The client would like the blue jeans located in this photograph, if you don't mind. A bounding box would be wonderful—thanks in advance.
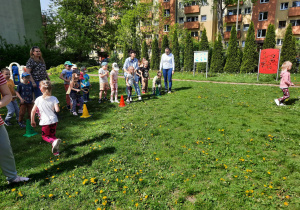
[34,80,42,98]
[134,75,141,96]
[83,86,90,101]
[163,68,173,91]
[5,100,19,122]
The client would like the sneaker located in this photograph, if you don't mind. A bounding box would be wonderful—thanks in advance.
[18,122,26,128]
[53,152,60,156]
[114,99,119,103]
[84,100,88,103]
[138,96,142,101]
[8,175,30,184]
[130,97,133,102]
[4,120,12,126]
[78,109,83,114]
[103,97,108,101]
[168,91,171,94]
[98,99,102,103]
[52,139,61,154]
[279,103,286,106]
[110,99,114,103]
[126,99,130,104]
[72,112,78,116]
[274,99,280,106]
[165,90,168,93]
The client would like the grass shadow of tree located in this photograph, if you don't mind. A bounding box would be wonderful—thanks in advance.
[285,98,299,105]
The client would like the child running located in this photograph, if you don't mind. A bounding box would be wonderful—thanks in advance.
[110,63,119,103]
[69,70,84,115]
[275,61,294,106]
[1,68,21,127]
[98,62,109,103]
[31,80,61,156]
[126,66,134,104]
[16,72,34,127]
[152,71,162,95]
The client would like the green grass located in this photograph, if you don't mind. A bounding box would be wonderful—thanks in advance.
[0,75,299,209]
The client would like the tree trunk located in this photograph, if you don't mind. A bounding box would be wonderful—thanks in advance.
[217,0,224,40]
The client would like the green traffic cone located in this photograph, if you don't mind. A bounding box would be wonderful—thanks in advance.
[156,87,161,97]
[23,119,38,137]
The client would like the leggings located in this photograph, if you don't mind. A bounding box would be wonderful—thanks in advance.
[278,88,290,103]
[0,125,17,181]
[127,86,132,100]
[42,123,57,144]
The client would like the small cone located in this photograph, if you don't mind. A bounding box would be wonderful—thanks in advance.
[23,119,38,137]
[156,87,161,97]
[119,95,126,107]
[80,104,92,118]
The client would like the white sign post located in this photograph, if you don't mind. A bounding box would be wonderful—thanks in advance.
[193,51,208,78]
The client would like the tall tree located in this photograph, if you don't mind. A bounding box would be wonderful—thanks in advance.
[280,24,297,72]
[141,40,149,61]
[210,33,224,73]
[170,25,180,71]
[151,37,160,70]
[197,28,209,72]
[224,26,239,73]
[240,22,258,73]
[161,35,169,55]
[122,42,129,64]
[132,37,140,60]
[263,24,276,49]
[184,30,194,71]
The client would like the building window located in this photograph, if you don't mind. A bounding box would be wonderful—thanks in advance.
[201,0,208,6]
[259,12,268,21]
[187,16,198,22]
[243,24,249,31]
[237,25,241,31]
[277,39,283,46]
[226,26,232,32]
[224,42,229,48]
[191,31,198,37]
[201,15,207,22]
[280,2,289,10]
[260,0,269,3]
[257,29,266,38]
[179,2,184,9]
[154,20,159,26]
[200,31,203,37]
[145,35,152,39]
[279,21,286,28]
[164,25,170,32]
[179,17,184,23]
[290,19,300,26]
[227,9,241,15]
[292,1,300,7]
[237,41,239,46]
[242,41,245,47]
[99,18,103,24]
[163,0,170,2]
[155,34,159,39]
[164,9,170,17]
[186,1,197,6]
[244,7,251,14]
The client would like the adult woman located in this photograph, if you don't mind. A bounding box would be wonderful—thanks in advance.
[159,47,175,93]
[26,46,50,98]
[0,72,29,184]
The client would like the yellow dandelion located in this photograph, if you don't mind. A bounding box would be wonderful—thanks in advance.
[285,195,290,199]
[18,191,23,197]
[263,157,266,161]
[234,175,238,178]
[123,186,128,189]
[103,178,105,181]
[284,202,289,206]
[116,178,119,182]
[145,195,148,199]
[267,171,271,175]
[139,178,143,182]
[103,196,107,200]
[245,190,249,194]
[95,199,99,203]
[268,196,273,199]
[102,201,107,206]
[123,190,126,194]
[97,208,102,210]
[269,185,273,189]
[51,176,55,178]
[283,177,286,180]
[49,194,53,198]
[11,189,16,192]
[114,169,117,172]
[156,158,160,161]
[135,203,139,208]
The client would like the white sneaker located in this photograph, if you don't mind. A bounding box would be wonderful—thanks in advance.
[114,99,119,103]
[110,99,114,103]
[279,103,286,106]
[8,175,30,184]
[138,96,142,101]
[72,112,78,116]
[126,99,130,104]
[274,99,280,106]
[168,91,171,94]
[130,97,133,102]
[52,139,61,154]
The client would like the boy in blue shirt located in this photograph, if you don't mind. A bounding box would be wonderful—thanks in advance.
[81,67,90,103]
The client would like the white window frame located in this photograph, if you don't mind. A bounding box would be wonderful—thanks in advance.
[164,25,170,32]
[259,12,268,21]
[179,17,184,23]
[260,0,269,3]
[292,1,300,7]
[242,41,245,47]
[164,9,170,17]
[191,31,199,37]
[201,15,207,22]
[243,24,249,31]
[290,19,300,26]
[187,16,198,22]
[277,39,283,46]
[280,2,289,10]
[257,29,267,38]
[179,2,184,9]
[226,26,232,32]
[244,7,251,14]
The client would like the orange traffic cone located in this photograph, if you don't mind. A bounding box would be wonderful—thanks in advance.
[80,104,92,118]
[119,95,126,107]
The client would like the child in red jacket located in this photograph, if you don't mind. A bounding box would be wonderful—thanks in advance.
[274,61,294,106]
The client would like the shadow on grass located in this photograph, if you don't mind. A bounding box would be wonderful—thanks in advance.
[285,98,299,105]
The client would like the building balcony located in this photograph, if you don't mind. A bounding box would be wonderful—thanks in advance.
[192,36,199,41]
[228,1,244,7]
[140,0,152,3]
[225,14,242,23]
[224,31,241,39]
[184,21,200,29]
[288,7,300,17]
[140,26,153,32]
[184,5,200,14]
[292,25,300,34]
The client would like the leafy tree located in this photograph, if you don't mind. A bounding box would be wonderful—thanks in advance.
[263,24,276,49]
[240,22,258,73]
[161,35,169,55]
[170,25,180,71]
[184,30,194,71]
[122,42,129,64]
[151,37,160,70]
[197,28,209,72]
[280,24,297,72]
[224,26,239,73]
[210,33,224,73]
[132,37,140,60]
[141,40,149,61]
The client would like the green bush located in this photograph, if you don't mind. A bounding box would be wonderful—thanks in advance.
[48,64,65,75]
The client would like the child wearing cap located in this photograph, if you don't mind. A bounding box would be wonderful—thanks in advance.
[59,61,73,110]
[81,67,90,103]
[110,63,119,103]
[15,73,34,127]
[98,62,109,103]
[1,68,21,127]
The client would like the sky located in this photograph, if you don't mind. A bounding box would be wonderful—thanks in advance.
[40,0,52,11]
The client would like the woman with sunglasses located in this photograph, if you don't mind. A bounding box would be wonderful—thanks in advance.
[26,46,50,98]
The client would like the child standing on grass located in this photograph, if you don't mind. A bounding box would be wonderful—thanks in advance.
[152,72,162,95]
[1,68,20,127]
[59,61,73,110]
[110,63,119,103]
[98,62,109,103]
[274,61,294,106]
[31,80,61,156]
[16,73,34,128]
[126,66,134,104]
[81,67,90,103]
[69,70,84,115]
[140,61,150,93]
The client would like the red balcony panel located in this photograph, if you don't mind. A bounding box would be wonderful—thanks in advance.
[228,1,244,7]
[224,31,241,39]
[225,14,242,23]
[292,26,300,34]
[184,5,200,14]
[184,21,200,29]
[289,7,300,17]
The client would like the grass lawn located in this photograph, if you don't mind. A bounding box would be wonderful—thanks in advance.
[0,75,299,209]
